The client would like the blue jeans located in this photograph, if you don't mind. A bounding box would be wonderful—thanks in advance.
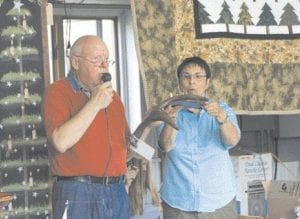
[162,198,237,219]
[52,180,130,219]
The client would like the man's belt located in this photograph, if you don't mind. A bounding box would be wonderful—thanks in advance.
[56,175,125,185]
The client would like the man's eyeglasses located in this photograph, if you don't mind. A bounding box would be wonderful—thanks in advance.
[75,55,115,66]
[180,72,207,81]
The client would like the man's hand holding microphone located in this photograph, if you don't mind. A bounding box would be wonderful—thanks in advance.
[90,73,113,111]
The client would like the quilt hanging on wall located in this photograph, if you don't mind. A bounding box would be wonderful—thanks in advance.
[194,0,300,39]
[132,0,300,114]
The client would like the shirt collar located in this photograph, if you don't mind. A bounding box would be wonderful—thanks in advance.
[67,71,91,97]
[67,71,82,92]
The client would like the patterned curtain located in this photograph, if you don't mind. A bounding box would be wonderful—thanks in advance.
[131,0,178,107]
[131,0,300,114]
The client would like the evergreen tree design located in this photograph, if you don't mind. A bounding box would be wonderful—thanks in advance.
[257,3,277,26]
[237,2,253,34]
[0,0,50,218]
[194,0,300,38]
[216,1,235,24]
[196,0,213,24]
[279,3,300,25]
[216,0,235,32]
[237,2,253,25]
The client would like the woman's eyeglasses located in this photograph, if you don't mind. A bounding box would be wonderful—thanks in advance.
[180,72,207,81]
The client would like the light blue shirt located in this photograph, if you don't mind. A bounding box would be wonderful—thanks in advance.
[160,102,241,212]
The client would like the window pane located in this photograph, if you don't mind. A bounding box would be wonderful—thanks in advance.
[63,19,97,75]
[102,19,117,89]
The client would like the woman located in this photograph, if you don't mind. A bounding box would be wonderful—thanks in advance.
[159,56,241,219]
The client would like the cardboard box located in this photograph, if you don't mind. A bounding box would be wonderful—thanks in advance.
[276,161,300,181]
[267,180,300,219]
[231,153,274,216]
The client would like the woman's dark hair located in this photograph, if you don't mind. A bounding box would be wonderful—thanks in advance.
[176,56,211,79]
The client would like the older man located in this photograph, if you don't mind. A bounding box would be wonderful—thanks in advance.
[42,35,131,219]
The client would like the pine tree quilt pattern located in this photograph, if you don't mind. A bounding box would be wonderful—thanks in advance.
[194,0,300,39]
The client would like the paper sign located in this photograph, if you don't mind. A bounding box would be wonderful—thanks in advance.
[130,136,155,161]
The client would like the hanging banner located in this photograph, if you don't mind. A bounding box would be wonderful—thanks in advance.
[194,0,300,39]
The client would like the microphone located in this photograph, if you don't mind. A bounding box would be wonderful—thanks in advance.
[101,73,112,112]
[101,73,112,82]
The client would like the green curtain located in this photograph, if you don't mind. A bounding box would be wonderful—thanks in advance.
[131,0,179,107]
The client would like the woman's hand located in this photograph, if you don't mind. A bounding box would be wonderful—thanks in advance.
[204,102,227,123]
[164,105,182,124]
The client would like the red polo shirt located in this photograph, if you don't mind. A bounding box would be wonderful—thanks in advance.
[42,79,128,177]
